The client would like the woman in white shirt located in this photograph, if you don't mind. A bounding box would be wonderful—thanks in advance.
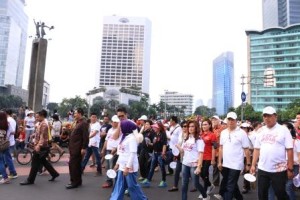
[176,120,208,200]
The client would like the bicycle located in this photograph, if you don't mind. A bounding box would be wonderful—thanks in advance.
[16,143,62,165]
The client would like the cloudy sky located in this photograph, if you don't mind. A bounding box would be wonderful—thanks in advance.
[23,0,262,107]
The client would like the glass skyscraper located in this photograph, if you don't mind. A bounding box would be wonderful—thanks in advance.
[0,0,28,87]
[246,24,300,111]
[212,52,234,115]
[98,16,151,94]
[263,0,300,29]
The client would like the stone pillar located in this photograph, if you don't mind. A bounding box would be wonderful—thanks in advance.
[27,38,48,112]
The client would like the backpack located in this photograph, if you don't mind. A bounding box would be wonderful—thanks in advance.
[0,129,10,152]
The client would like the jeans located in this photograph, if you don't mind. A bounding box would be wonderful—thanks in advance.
[285,165,299,200]
[110,171,147,200]
[25,129,34,144]
[3,147,17,175]
[0,150,8,179]
[147,152,166,181]
[200,160,212,192]
[81,146,102,173]
[257,169,288,200]
[220,167,243,200]
[181,164,207,200]
[173,158,182,188]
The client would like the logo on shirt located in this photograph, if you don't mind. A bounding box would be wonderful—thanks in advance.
[183,142,195,152]
[261,134,277,144]
[118,144,125,153]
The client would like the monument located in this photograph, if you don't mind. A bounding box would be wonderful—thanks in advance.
[27,20,54,112]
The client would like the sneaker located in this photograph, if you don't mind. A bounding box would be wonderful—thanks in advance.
[140,179,150,187]
[0,178,10,184]
[138,177,145,181]
[124,189,129,196]
[203,196,210,200]
[213,194,223,200]
[207,184,215,195]
[89,163,96,167]
[158,181,167,188]
[198,194,203,199]
[8,174,18,179]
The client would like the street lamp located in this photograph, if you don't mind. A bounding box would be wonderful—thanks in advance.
[164,90,168,120]
[240,68,276,121]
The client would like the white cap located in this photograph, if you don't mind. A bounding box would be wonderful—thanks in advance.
[240,122,250,128]
[226,112,237,120]
[138,115,148,121]
[27,111,34,115]
[211,115,220,120]
[262,106,276,115]
[111,115,120,123]
[222,118,228,124]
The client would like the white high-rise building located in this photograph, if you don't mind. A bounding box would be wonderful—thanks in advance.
[0,0,28,87]
[98,16,151,95]
[160,91,193,116]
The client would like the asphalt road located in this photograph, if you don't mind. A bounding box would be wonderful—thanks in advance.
[0,154,298,200]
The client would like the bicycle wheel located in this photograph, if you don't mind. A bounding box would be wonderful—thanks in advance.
[16,149,32,165]
[48,148,60,163]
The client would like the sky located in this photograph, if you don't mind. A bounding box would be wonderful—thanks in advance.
[23,0,263,108]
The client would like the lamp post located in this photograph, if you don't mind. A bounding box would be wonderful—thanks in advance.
[164,90,168,120]
[240,68,276,120]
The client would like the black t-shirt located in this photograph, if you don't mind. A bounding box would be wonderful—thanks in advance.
[141,128,155,151]
[153,131,167,153]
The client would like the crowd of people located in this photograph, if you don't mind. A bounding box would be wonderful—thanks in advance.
[0,105,299,200]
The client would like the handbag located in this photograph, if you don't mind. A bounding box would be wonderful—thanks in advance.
[0,130,10,152]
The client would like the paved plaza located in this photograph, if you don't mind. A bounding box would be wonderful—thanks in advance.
[0,153,299,200]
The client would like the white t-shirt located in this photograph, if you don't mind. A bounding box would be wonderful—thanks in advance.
[168,124,182,147]
[255,123,293,172]
[7,116,16,146]
[293,139,300,165]
[51,121,62,137]
[25,116,35,130]
[117,134,139,172]
[181,136,204,167]
[88,122,101,147]
[220,127,249,170]
[105,127,121,150]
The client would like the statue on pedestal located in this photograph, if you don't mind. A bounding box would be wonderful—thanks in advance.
[34,19,54,39]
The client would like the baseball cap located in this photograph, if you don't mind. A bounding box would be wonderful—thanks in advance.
[240,122,250,128]
[111,115,120,123]
[262,106,276,115]
[226,112,237,120]
[138,115,148,121]
[211,115,220,120]
[151,123,160,129]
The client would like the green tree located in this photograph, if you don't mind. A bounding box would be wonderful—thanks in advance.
[0,95,24,110]
[47,102,59,116]
[58,96,88,118]
[194,106,216,117]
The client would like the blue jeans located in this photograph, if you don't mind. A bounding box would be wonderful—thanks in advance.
[182,164,207,200]
[110,171,147,200]
[147,152,166,181]
[0,150,8,179]
[285,165,299,200]
[3,147,17,175]
[220,167,243,200]
[81,146,101,173]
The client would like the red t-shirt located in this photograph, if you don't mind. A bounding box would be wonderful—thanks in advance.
[201,131,217,161]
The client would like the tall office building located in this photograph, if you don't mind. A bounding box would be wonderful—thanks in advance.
[212,52,234,115]
[0,0,28,87]
[98,16,151,94]
[160,91,193,116]
[246,24,300,111]
[263,0,300,29]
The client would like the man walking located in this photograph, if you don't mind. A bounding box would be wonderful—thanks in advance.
[66,108,89,189]
[250,106,293,200]
[20,109,59,185]
[218,112,250,200]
